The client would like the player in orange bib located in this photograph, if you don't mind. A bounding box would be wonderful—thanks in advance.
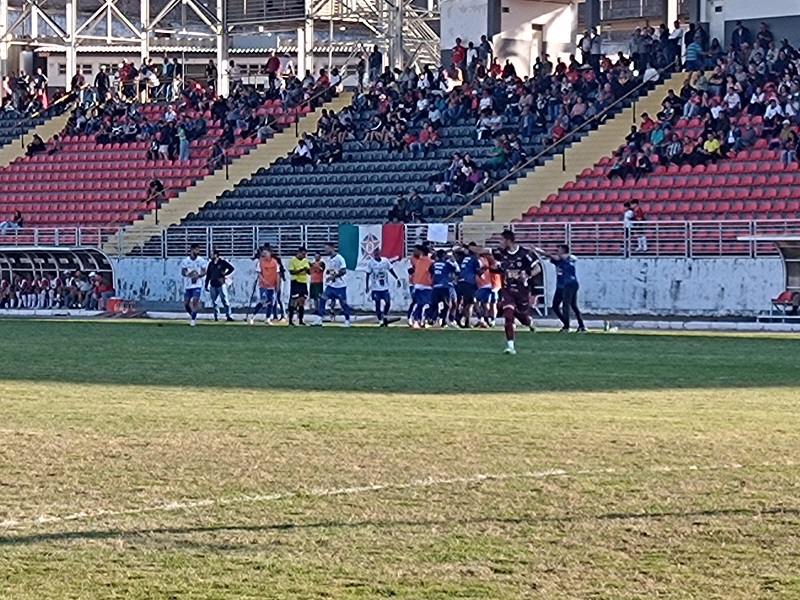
[475,252,494,328]
[408,245,434,328]
[248,247,280,324]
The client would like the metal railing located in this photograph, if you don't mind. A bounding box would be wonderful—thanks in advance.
[0,220,794,259]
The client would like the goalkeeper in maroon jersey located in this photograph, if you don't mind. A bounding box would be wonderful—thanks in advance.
[491,229,541,354]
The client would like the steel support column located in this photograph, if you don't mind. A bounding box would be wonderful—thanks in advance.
[216,0,229,96]
[66,0,77,90]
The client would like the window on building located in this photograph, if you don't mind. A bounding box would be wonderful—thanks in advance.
[79,64,93,75]
[57,63,67,76]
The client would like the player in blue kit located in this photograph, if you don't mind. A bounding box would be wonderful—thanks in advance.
[365,248,400,326]
[429,249,459,327]
[455,243,482,328]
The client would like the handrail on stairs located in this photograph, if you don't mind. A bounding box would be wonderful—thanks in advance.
[443,58,680,223]
[141,69,358,225]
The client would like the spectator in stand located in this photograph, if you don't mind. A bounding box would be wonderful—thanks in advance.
[25,134,46,156]
[0,210,23,234]
[369,45,383,83]
[699,131,723,163]
[452,38,467,74]
[408,189,425,221]
[478,35,493,66]
[178,123,190,161]
[388,192,408,222]
[731,21,752,53]
[290,139,313,167]
[205,60,218,93]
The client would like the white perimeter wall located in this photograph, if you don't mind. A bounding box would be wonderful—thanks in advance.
[113,256,784,317]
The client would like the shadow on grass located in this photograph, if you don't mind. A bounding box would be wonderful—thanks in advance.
[3,506,799,547]
[0,320,798,394]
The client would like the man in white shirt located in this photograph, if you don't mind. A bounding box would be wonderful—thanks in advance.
[724,87,741,112]
[228,60,242,86]
[180,243,208,326]
[365,248,400,326]
[765,98,784,123]
[290,139,313,167]
[311,242,352,327]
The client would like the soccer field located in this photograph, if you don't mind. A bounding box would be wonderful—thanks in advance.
[1,320,799,599]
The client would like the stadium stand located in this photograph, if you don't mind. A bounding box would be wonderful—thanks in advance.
[509,21,800,224]
[179,57,667,226]
[0,92,326,233]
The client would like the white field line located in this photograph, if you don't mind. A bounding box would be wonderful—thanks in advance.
[0,461,795,531]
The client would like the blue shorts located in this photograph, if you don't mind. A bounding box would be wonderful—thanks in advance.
[476,287,493,304]
[259,287,276,303]
[448,285,457,302]
[323,286,348,304]
[490,290,500,304]
[371,289,390,303]
[184,287,201,300]
[414,288,433,307]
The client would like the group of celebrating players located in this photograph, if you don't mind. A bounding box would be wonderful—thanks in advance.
[179,230,585,354]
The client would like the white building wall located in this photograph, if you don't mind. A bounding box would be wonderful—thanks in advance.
[113,256,784,316]
[720,0,800,20]
[496,0,575,77]
[439,0,490,52]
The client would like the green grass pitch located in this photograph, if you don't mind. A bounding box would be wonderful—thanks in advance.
[1,319,799,599]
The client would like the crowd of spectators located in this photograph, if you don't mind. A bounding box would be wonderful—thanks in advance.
[1,69,54,116]
[0,270,115,311]
[62,57,343,169]
[607,19,800,184]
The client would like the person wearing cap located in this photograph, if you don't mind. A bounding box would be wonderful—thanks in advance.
[204,249,235,322]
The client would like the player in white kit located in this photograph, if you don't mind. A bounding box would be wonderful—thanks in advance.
[180,243,209,326]
[365,248,400,327]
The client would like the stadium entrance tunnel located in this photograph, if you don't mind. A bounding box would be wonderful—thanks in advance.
[0,247,114,282]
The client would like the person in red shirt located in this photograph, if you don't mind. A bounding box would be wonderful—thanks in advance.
[92,274,116,311]
[265,50,281,74]
[639,112,656,134]
[452,38,466,70]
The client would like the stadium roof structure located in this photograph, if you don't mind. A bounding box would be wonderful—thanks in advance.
[0,0,439,93]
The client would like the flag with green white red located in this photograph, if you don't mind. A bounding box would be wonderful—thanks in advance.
[338,224,405,271]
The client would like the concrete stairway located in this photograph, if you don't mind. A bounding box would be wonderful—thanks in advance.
[0,110,72,169]
[107,92,353,254]
[464,76,676,230]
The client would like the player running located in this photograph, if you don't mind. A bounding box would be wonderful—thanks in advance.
[248,247,280,325]
[180,243,208,326]
[311,242,352,327]
[365,247,400,327]
[288,247,310,326]
[492,230,540,354]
